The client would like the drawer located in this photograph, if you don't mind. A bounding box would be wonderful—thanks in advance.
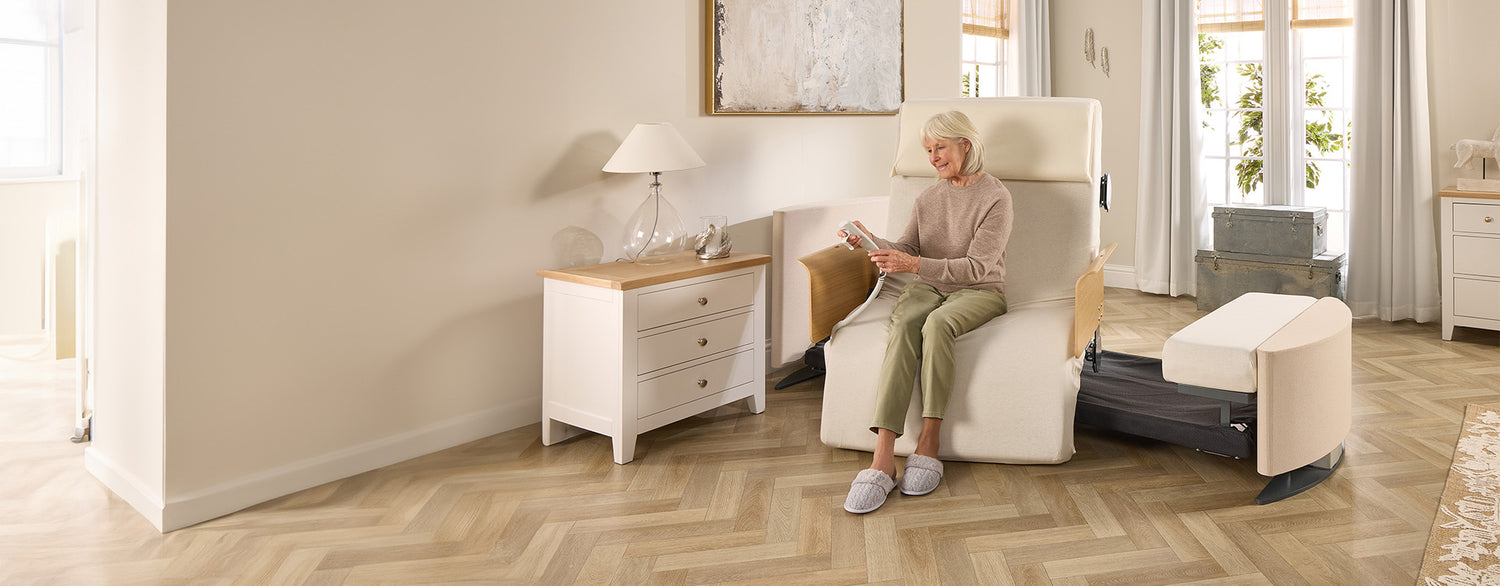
[1454,203,1500,235]
[1454,236,1500,277]
[637,311,755,374]
[1454,278,1500,321]
[637,349,755,417]
[637,274,754,331]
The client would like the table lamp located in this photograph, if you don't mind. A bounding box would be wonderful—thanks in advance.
[603,123,706,264]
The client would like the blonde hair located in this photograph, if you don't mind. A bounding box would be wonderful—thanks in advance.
[922,110,985,177]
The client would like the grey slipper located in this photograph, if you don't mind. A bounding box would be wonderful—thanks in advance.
[843,469,897,514]
[899,454,944,496]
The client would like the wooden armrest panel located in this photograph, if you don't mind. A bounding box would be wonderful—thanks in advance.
[798,245,880,343]
[1071,242,1117,358]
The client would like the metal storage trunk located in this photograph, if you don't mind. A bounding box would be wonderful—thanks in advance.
[1212,205,1328,258]
[1194,249,1346,312]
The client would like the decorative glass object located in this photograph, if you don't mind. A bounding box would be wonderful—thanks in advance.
[695,215,731,259]
[602,123,705,264]
[622,176,686,264]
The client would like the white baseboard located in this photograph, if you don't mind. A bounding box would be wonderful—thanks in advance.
[1103,264,1137,291]
[85,447,166,531]
[156,398,541,532]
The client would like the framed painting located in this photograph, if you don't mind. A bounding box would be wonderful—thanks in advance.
[707,0,904,115]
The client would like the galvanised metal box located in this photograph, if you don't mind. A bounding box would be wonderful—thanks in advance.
[1194,249,1346,312]
[1212,205,1328,258]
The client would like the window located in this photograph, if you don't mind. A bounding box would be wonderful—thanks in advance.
[961,0,1008,97]
[1197,0,1353,252]
[0,0,62,178]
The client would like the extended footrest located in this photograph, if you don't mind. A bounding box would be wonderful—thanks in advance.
[1080,292,1353,505]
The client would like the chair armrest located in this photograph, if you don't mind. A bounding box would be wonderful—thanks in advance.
[798,245,880,344]
[771,196,889,366]
[1071,242,1117,358]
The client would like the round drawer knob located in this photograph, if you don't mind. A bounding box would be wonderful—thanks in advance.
[696,338,708,346]
[1487,216,1494,224]
[697,297,709,306]
[696,379,708,388]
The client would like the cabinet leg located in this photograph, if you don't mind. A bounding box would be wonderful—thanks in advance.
[748,390,766,414]
[612,434,637,465]
[1443,323,1455,341]
[542,416,584,446]
[542,417,564,445]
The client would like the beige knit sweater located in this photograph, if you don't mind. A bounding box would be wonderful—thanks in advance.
[871,173,1013,293]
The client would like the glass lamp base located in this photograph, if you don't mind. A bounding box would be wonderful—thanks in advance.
[623,189,686,264]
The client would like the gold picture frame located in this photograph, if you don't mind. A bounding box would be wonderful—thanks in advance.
[706,0,904,115]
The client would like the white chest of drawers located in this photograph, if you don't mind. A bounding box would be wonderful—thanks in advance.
[1440,188,1500,340]
[537,252,770,463]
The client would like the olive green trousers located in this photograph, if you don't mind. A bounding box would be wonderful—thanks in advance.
[870,282,1008,436]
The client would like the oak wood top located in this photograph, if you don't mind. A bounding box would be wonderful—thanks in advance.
[537,252,771,291]
[1440,187,1500,201]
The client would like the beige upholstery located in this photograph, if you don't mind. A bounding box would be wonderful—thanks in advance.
[785,97,1107,464]
[1159,292,1352,478]
[1161,293,1317,394]
[892,98,1101,183]
[1254,296,1352,476]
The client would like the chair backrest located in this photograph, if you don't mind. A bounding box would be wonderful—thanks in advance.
[887,97,1103,306]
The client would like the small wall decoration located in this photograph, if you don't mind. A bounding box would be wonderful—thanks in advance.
[708,0,904,115]
[1100,47,1111,78]
[1084,28,1095,67]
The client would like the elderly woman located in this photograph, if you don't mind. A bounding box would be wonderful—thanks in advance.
[839,110,1013,514]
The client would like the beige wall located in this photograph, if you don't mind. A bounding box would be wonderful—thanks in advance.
[87,0,168,528]
[77,0,1500,531]
[1428,0,1500,190]
[86,0,957,528]
[1048,2,1143,270]
[0,180,76,334]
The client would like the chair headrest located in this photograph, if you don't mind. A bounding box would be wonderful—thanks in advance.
[892,97,1102,183]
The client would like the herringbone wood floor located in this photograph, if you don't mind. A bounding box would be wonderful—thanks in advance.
[4,288,1500,584]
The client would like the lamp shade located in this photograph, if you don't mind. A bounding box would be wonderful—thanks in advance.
[602,123,706,173]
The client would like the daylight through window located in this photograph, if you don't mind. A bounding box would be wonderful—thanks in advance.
[0,0,62,178]
[961,0,1008,98]
[1197,0,1354,253]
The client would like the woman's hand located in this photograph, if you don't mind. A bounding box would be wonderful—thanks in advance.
[868,249,920,274]
[836,220,874,250]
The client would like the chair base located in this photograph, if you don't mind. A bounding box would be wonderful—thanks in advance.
[774,365,824,389]
[774,338,827,390]
[1255,442,1345,505]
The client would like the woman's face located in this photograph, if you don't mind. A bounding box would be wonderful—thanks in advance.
[924,136,970,181]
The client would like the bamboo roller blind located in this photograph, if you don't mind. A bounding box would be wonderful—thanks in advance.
[1197,0,1353,33]
[962,0,1008,39]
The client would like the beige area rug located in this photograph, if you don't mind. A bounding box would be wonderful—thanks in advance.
[1421,404,1500,585]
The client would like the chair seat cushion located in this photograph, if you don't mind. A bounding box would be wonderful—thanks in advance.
[821,293,1083,465]
[1161,292,1316,393]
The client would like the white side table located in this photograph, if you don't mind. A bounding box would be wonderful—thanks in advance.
[1440,187,1500,340]
[537,252,770,464]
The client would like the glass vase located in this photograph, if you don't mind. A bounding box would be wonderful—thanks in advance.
[623,182,686,264]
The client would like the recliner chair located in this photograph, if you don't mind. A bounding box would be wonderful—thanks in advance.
[772,97,1113,464]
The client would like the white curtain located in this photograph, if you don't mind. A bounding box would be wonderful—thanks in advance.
[1013,0,1050,96]
[1348,0,1439,322]
[1135,1,1206,296]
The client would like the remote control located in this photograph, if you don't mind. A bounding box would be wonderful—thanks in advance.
[839,221,879,252]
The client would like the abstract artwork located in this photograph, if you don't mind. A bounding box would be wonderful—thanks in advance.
[708,0,903,115]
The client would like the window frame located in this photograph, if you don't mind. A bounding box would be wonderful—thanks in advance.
[961,33,1007,98]
[1196,0,1353,252]
[0,0,64,179]
[960,0,1009,98]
